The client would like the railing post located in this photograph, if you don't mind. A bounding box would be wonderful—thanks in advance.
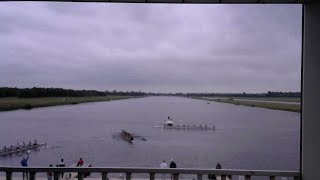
[54,173,60,180]
[126,173,132,180]
[150,173,155,180]
[245,175,251,180]
[173,173,179,180]
[197,174,202,180]
[78,172,84,180]
[269,176,275,180]
[29,172,36,180]
[102,172,108,180]
[6,171,12,180]
[221,175,226,180]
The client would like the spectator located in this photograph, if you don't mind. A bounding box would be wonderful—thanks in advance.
[47,165,53,180]
[77,158,84,166]
[216,163,222,169]
[160,160,168,180]
[169,159,177,180]
[21,152,30,180]
[208,163,222,180]
[58,158,66,178]
[169,159,177,168]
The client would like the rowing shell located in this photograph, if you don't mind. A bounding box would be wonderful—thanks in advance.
[0,143,47,156]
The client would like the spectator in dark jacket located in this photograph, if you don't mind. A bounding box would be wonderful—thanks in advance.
[169,159,177,180]
[169,159,177,168]
[208,163,222,180]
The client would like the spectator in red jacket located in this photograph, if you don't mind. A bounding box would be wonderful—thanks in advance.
[77,158,84,166]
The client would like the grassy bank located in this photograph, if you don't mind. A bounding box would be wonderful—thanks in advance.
[194,97,301,113]
[0,96,138,112]
[234,97,301,103]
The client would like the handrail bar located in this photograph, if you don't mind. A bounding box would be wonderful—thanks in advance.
[0,166,301,177]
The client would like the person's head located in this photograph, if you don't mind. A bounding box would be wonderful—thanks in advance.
[216,163,221,169]
[49,164,53,167]
[163,160,165,163]
[61,158,64,162]
[80,158,83,160]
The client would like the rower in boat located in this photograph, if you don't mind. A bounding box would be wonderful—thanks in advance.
[164,116,174,127]
[0,142,47,156]
[120,130,134,143]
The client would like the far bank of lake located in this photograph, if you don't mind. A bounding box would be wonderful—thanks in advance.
[193,97,301,113]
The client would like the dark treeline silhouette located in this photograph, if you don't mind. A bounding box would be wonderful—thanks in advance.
[0,87,146,98]
[0,87,300,98]
[265,91,301,97]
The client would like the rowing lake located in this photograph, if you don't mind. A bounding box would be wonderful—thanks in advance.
[0,96,300,173]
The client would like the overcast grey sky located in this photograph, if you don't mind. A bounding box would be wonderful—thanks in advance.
[0,2,301,93]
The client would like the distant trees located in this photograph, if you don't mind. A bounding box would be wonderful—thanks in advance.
[0,87,146,98]
[266,91,301,97]
[0,87,301,98]
[0,87,21,97]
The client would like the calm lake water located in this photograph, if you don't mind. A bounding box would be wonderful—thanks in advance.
[0,96,300,172]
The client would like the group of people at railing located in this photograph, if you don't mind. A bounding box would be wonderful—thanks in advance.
[19,154,231,180]
[2,140,38,152]
[160,159,177,180]
[20,151,88,180]
[47,158,66,180]
[13,150,293,180]
[46,158,91,180]
[159,160,232,180]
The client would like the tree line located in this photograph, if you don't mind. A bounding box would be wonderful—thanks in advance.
[0,87,301,98]
[0,87,146,98]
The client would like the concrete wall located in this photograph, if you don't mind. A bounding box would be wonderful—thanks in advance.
[302,2,320,180]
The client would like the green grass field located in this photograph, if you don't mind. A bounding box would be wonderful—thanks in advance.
[0,96,137,112]
[194,97,301,113]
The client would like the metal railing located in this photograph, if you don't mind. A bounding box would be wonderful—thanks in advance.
[0,167,301,180]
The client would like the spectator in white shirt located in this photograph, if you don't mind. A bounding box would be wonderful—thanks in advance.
[160,160,168,180]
